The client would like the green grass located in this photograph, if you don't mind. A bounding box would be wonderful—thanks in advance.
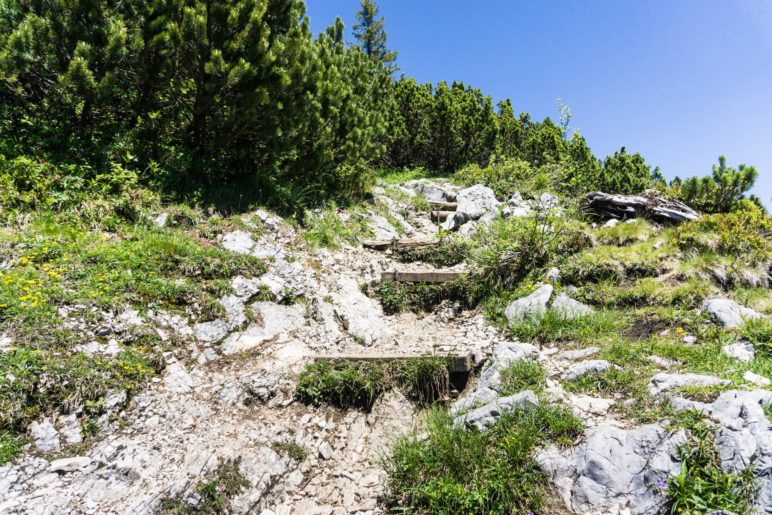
[272,441,308,462]
[0,430,25,465]
[594,218,654,246]
[295,357,453,411]
[374,167,440,186]
[394,239,468,268]
[382,405,582,513]
[0,346,162,434]
[667,416,758,514]
[577,277,712,309]
[375,278,482,314]
[0,205,267,455]
[499,360,547,397]
[561,240,667,285]
[302,203,373,249]
[506,309,625,345]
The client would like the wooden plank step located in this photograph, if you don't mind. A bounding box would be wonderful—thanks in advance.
[430,210,455,222]
[362,239,441,251]
[380,270,468,283]
[315,353,474,373]
[428,201,457,211]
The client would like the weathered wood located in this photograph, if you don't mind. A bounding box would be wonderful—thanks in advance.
[381,270,468,283]
[315,353,474,373]
[430,210,455,222]
[362,239,441,251]
[428,201,457,211]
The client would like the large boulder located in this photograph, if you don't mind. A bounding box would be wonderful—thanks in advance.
[537,423,685,513]
[551,293,593,320]
[402,180,458,202]
[455,185,500,220]
[712,391,772,511]
[586,191,699,224]
[705,298,765,329]
[505,284,553,324]
[453,391,539,431]
[722,340,755,362]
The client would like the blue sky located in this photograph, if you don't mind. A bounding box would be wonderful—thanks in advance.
[305,0,772,206]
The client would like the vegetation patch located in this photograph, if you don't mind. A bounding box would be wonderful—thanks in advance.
[272,441,308,462]
[157,457,251,514]
[393,239,467,268]
[382,405,582,513]
[0,347,162,443]
[375,278,482,314]
[667,416,758,513]
[294,357,452,411]
[303,204,373,249]
[499,360,547,396]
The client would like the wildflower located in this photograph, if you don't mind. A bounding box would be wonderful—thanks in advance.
[676,327,685,335]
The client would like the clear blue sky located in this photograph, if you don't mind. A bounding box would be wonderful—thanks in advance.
[305,0,772,206]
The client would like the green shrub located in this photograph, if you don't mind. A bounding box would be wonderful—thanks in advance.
[303,204,373,249]
[0,431,24,465]
[0,348,161,433]
[383,405,582,513]
[674,208,771,261]
[455,157,537,198]
[675,156,759,214]
[470,211,590,290]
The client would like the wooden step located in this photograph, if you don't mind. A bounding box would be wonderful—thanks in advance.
[315,353,474,373]
[428,201,457,211]
[430,210,455,222]
[362,239,441,251]
[380,269,469,283]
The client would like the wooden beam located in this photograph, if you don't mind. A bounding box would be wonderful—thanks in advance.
[428,201,457,211]
[381,270,468,283]
[362,239,441,251]
[315,353,474,373]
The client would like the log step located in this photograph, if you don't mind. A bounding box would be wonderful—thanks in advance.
[380,269,468,283]
[362,239,441,251]
[428,201,457,211]
[315,353,474,373]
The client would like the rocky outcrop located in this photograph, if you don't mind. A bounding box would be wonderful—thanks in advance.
[586,191,699,224]
[551,292,594,320]
[705,298,766,329]
[537,423,685,514]
[504,285,593,325]
[505,284,553,323]
[648,372,730,395]
[455,185,501,220]
[402,179,459,202]
[561,360,613,381]
[722,340,755,362]
[453,391,539,431]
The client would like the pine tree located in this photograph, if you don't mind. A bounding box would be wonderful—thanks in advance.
[679,156,758,213]
[353,0,396,69]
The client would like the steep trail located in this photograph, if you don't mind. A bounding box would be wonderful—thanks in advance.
[0,196,516,514]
